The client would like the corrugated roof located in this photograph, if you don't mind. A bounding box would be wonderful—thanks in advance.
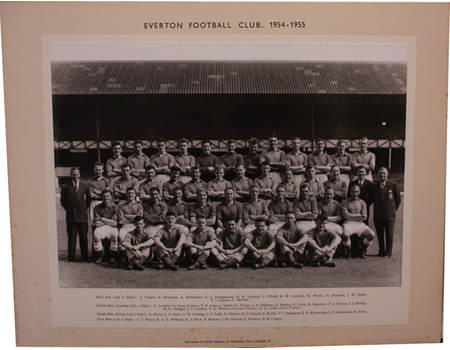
[51,61,407,95]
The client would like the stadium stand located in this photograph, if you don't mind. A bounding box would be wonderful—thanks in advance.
[52,60,406,177]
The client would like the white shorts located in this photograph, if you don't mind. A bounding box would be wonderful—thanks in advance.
[269,222,285,232]
[93,225,119,251]
[296,220,316,234]
[144,224,164,236]
[325,222,343,236]
[343,221,370,237]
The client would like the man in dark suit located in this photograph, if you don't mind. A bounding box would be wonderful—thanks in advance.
[349,166,373,225]
[373,167,401,258]
[60,167,91,262]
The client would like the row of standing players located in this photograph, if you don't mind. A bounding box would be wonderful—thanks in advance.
[60,135,401,270]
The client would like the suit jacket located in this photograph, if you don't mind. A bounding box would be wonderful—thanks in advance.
[60,181,91,223]
[373,180,401,222]
[348,179,373,207]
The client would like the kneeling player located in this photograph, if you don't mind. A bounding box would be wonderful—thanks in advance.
[276,211,308,268]
[184,215,217,270]
[244,219,277,269]
[121,216,155,271]
[306,214,342,267]
[153,212,187,270]
[211,218,248,269]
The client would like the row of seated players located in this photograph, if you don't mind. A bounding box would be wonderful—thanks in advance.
[103,136,376,185]
[100,211,343,271]
[90,179,376,268]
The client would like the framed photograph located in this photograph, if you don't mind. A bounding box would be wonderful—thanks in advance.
[0,1,447,348]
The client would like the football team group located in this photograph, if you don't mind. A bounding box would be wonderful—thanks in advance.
[59,135,401,272]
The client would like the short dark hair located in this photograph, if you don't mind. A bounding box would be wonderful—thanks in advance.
[94,162,104,168]
[101,189,113,196]
[111,141,122,148]
[134,215,144,223]
[133,140,143,146]
[150,187,160,194]
[171,186,183,193]
[316,214,327,223]
[248,137,259,145]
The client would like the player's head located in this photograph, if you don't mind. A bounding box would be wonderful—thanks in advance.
[260,161,271,175]
[315,214,327,231]
[156,137,167,152]
[248,137,259,153]
[325,187,335,201]
[315,138,326,151]
[133,140,143,153]
[282,167,293,181]
[291,137,301,149]
[145,165,156,179]
[305,165,316,179]
[101,189,113,204]
[150,187,161,201]
[330,165,340,179]
[196,214,207,230]
[268,134,278,148]
[111,141,122,155]
[196,188,208,203]
[171,186,184,201]
[133,215,145,232]
[350,184,361,199]
[300,184,311,199]
[178,138,189,152]
[121,162,132,177]
[249,184,260,199]
[93,162,104,177]
[255,218,267,233]
[276,184,286,199]
[337,140,347,153]
[126,187,137,201]
[227,139,236,152]
[224,187,235,202]
[170,166,181,180]
[201,140,212,154]
[214,165,225,178]
[359,137,369,152]
[165,211,177,226]
[285,211,296,227]
[234,164,246,178]
[191,166,201,180]
[225,218,237,231]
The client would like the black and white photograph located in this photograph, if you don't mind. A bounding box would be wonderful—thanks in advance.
[2,1,448,347]
[51,41,409,290]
